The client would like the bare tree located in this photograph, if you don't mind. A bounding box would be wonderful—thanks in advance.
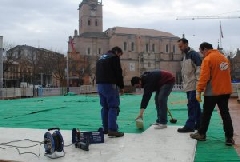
[3,43,18,87]
[4,44,65,88]
[52,54,66,87]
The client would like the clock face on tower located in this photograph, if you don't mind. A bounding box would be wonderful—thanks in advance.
[90,10,96,16]
[89,4,97,16]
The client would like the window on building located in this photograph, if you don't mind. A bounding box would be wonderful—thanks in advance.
[152,44,155,52]
[166,44,169,53]
[131,42,134,51]
[28,68,31,73]
[148,62,151,67]
[98,48,101,54]
[146,44,149,52]
[124,42,127,51]
[88,48,91,55]
[81,19,82,27]
[95,20,98,26]
[88,19,91,26]
[33,53,37,60]
[72,65,76,71]
[173,45,175,53]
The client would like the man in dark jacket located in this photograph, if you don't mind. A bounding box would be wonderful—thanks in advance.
[131,70,175,129]
[177,38,202,133]
[96,46,124,137]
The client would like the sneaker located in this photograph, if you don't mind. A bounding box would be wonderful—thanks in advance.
[154,124,167,129]
[190,132,206,141]
[225,138,235,146]
[108,131,124,137]
[177,126,195,133]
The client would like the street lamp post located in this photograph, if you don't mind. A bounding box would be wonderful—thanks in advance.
[66,53,69,92]
[0,36,3,99]
[40,72,44,85]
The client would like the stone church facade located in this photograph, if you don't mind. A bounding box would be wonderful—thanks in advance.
[67,0,183,86]
[231,48,240,80]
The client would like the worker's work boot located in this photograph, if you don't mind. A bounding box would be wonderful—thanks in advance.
[225,138,235,146]
[190,132,206,141]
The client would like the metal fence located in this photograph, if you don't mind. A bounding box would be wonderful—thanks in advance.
[0,83,239,100]
[0,85,98,99]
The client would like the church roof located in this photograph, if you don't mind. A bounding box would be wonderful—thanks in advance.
[109,26,177,37]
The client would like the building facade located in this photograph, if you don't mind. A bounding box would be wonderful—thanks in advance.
[68,0,183,86]
[230,48,240,80]
[4,45,65,88]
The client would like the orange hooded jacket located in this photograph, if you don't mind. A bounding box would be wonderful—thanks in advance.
[197,49,232,96]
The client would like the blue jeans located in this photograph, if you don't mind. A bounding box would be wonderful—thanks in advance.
[155,83,174,124]
[185,91,201,129]
[97,84,120,132]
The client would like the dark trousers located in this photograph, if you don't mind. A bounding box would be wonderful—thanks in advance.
[185,91,201,129]
[198,94,234,138]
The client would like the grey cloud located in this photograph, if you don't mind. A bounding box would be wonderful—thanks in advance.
[1,0,240,53]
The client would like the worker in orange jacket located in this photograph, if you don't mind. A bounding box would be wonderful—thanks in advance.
[190,42,234,146]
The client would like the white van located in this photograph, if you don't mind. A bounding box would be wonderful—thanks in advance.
[20,82,28,88]
[34,85,42,88]
[46,84,53,88]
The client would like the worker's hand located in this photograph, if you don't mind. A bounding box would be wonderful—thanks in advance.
[196,92,202,102]
[120,89,124,95]
[136,108,144,120]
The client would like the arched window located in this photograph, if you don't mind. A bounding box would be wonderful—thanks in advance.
[131,42,134,51]
[88,19,91,26]
[166,44,169,53]
[173,45,175,53]
[88,48,91,55]
[95,20,98,26]
[146,44,149,52]
[124,42,127,51]
[148,62,151,67]
[152,44,155,52]
[98,48,101,54]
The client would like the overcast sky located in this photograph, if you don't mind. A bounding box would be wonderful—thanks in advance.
[1,0,240,55]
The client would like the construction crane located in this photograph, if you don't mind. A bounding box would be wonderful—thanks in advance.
[176,16,240,20]
[176,15,240,50]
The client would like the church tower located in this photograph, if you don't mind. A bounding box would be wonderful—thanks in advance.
[78,0,103,34]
